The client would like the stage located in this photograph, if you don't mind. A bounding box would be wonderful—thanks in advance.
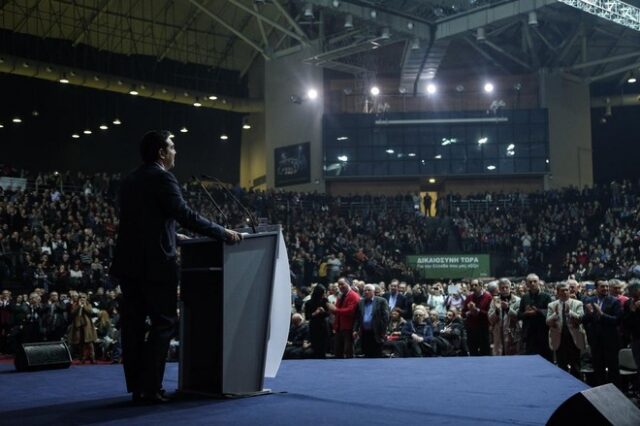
[0,355,587,425]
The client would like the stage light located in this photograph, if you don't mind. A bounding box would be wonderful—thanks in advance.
[487,165,496,170]
[338,155,348,162]
[220,134,229,140]
[180,126,188,133]
[307,88,318,100]
[208,95,218,100]
[370,86,380,96]
[344,14,353,29]
[72,133,80,139]
[484,82,494,93]
[99,124,109,130]
[112,118,122,125]
[426,83,437,95]
[12,117,22,123]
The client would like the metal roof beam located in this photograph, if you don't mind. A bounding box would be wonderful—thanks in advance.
[226,0,308,45]
[157,1,209,62]
[71,0,114,46]
[588,60,640,83]
[435,0,557,40]
[271,0,308,41]
[567,50,640,71]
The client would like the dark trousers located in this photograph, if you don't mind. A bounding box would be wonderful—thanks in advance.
[466,326,490,356]
[120,281,177,394]
[591,340,620,387]
[631,339,640,391]
[524,329,553,361]
[334,330,354,358]
[361,329,382,358]
[555,331,581,378]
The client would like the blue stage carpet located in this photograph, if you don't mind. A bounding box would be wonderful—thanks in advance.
[0,355,587,425]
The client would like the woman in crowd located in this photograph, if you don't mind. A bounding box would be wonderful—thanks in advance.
[95,309,115,361]
[401,306,434,357]
[304,284,330,358]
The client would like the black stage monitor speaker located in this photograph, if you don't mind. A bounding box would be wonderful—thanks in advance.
[15,341,72,372]
[547,383,640,426]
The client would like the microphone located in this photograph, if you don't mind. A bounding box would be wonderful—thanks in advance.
[201,174,257,234]
[191,176,229,226]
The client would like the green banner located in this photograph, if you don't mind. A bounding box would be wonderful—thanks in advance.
[406,254,490,279]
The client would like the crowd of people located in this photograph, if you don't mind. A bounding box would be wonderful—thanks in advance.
[1,165,640,397]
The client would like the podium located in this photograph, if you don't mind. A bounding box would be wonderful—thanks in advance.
[178,228,290,397]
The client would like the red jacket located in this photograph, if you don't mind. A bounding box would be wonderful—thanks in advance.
[333,289,361,331]
[462,291,493,329]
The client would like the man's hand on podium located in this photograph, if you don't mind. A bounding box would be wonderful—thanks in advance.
[225,229,243,244]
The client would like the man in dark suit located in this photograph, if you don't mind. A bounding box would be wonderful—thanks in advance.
[383,279,409,319]
[111,130,241,404]
[353,284,389,357]
[583,279,622,387]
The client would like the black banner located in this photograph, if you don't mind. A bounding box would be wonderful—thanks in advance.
[274,142,310,187]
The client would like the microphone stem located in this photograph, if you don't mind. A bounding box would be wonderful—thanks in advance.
[194,177,228,226]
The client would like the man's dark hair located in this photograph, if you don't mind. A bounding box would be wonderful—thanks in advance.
[139,130,172,164]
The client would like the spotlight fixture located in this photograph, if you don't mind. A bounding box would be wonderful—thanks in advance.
[344,14,354,29]
[307,88,318,100]
[434,154,442,159]
[12,117,22,123]
[99,124,109,130]
[129,85,139,95]
[72,133,80,139]
[628,77,637,84]
[208,95,218,100]
[486,165,496,170]
[407,22,414,30]
[478,137,488,144]
[337,155,348,162]
[0,123,4,128]
[220,134,229,141]
[180,126,188,133]
[386,149,395,154]
[426,83,437,95]
[370,86,380,96]
[59,74,70,84]
[242,117,251,130]
[484,82,494,93]
[304,3,313,19]
[112,118,122,125]
[408,153,416,157]
[83,129,92,135]
[193,97,202,107]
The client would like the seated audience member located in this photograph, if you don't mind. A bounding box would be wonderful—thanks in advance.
[95,310,117,361]
[400,306,434,357]
[440,309,467,356]
[284,313,312,359]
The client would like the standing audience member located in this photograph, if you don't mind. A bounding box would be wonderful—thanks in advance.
[42,291,67,341]
[353,284,389,358]
[488,278,521,356]
[462,279,492,356]
[0,290,13,353]
[327,277,360,358]
[622,280,640,394]
[383,280,409,319]
[518,274,552,361]
[304,284,330,358]
[546,282,585,377]
[583,280,622,387]
[69,293,97,363]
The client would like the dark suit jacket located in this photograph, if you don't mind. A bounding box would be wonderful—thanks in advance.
[383,292,409,318]
[354,296,390,343]
[582,294,622,346]
[111,163,227,284]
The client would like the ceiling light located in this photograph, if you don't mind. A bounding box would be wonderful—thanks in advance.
[208,95,218,100]
[180,126,188,133]
[487,165,496,170]
[434,154,442,159]
[507,144,515,150]
[428,178,436,183]
[129,85,139,95]
[628,77,637,83]
[386,149,394,154]
[407,22,414,30]
[83,129,92,135]
[71,133,80,139]
[332,0,340,7]
[307,88,318,100]
[370,86,380,96]
[99,124,109,130]
[380,27,390,40]
[242,122,251,130]
[59,74,69,84]
[344,14,353,29]
[370,10,377,19]
[220,134,229,140]
[408,153,416,157]
[0,124,3,128]
[478,137,488,144]
[193,97,202,107]
[484,82,494,93]
[338,155,348,162]
[304,3,313,18]
[426,83,437,94]
[528,11,538,26]
[112,118,122,125]
[12,117,22,123]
